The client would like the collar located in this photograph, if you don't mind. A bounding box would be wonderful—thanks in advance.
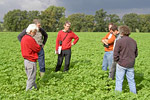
[26,34,33,37]
[62,30,70,33]
[116,33,120,37]
[121,35,128,38]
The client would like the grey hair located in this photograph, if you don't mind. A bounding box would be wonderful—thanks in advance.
[33,19,41,24]
[118,25,131,36]
[26,24,38,34]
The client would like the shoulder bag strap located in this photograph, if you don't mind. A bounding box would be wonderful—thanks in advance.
[62,32,69,41]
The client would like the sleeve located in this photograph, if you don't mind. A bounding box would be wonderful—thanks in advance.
[17,29,27,42]
[72,32,79,45]
[55,32,60,51]
[40,28,48,45]
[107,35,116,44]
[30,38,41,53]
[135,43,138,58]
[113,40,120,62]
[101,33,109,41]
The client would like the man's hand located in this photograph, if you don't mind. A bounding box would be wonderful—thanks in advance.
[42,44,44,48]
[104,39,108,43]
[55,50,58,54]
[102,39,108,45]
[71,43,74,46]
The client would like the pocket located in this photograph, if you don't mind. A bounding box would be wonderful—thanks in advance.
[26,60,35,69]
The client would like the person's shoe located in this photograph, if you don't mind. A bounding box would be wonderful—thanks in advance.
[40,72,45,77]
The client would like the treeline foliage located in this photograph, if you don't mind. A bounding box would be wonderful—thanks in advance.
[3,9,40,32]
[0,22,4,31]
[2,6,150,32]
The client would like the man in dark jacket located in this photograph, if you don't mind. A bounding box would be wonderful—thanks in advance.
[18,19,48,77]
[114,25,138,94]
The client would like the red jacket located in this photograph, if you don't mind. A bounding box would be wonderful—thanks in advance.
[56,30,79,51]
[21,35,41,62]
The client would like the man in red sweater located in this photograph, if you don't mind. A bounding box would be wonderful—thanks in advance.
[21,24,41,91]
[55,21,79,72]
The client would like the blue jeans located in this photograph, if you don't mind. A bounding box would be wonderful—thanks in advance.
[115,64,136,94]
[38,47,45,72]
[102,51,113,71]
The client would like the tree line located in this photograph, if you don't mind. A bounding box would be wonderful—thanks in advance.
[1,6,150,32]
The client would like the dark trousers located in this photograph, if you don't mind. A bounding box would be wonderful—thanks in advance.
[55,49,71,72]
[109,62,117,80]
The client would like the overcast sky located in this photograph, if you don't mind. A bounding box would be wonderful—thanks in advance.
[0,0,150,21]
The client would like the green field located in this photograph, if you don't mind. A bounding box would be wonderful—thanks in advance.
[0,32,150,100]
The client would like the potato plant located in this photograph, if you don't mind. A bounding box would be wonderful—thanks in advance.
[0,32,150,100]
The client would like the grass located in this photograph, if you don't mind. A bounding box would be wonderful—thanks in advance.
[0,32,150,100]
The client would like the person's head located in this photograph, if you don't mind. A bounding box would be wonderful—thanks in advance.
[33,19,41,29]
[26,24,38,36]
[64,21,71,32]
[110,25,119,36]
[118,25,131,36]
[108,23,113,32]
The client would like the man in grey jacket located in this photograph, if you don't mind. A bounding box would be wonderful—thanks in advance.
[18,19,48,77]
[109,25,121,80]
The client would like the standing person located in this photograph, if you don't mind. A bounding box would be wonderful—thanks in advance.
[18,19,48,77]
[55,21,79,72]
[101,23,116,71]
[109,25,121,80]
[21,24,41,91]
[114,25,138,94]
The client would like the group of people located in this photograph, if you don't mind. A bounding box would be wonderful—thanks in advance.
[17,19,79,91]
[18,19,138,94]
[101,23,138,94]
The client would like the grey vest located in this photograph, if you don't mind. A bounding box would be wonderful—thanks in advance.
[33,31,43,46]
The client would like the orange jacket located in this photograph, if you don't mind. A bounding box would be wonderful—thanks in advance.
[102,32,116,52]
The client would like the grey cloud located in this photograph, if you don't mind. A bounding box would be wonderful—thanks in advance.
[53,0,150,17]
[0,0,22,21]
[0,0,150,21]
[57,0,150,10]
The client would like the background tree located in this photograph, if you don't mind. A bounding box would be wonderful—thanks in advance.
[106,14,120,24]
[3,9,40,32]
[94,9,107,32]
[81,15,94,32]
[18,10,40,31]
[3,6,150,32]
[122,13,140,32]
[68,13,85,32]
[58,16,67,31]
[106,14,120,31]
[139,14,150,32]
[4,9,23,31]
[58,14,94,32]
[40,6,66,32]
[0,22,4,32]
